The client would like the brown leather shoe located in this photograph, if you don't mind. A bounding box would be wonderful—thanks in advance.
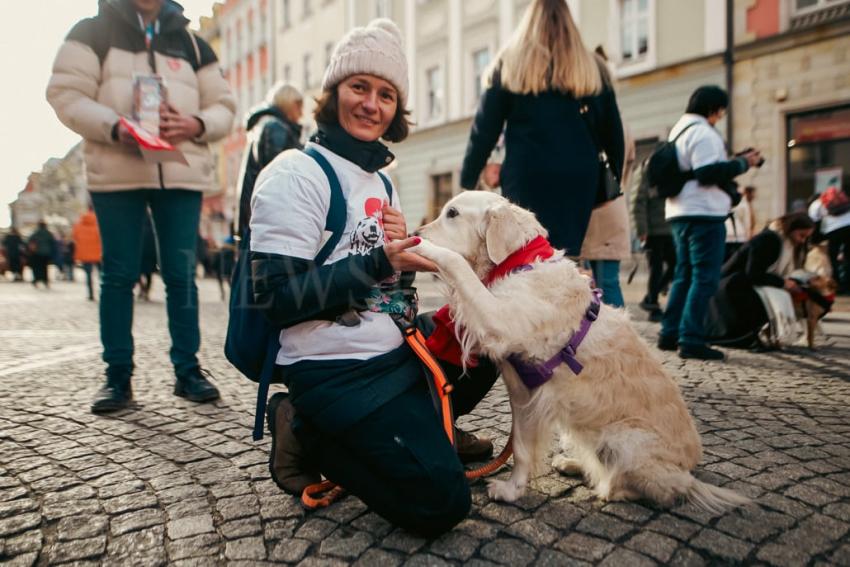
[267,393,321,495]
[456,428,494,464]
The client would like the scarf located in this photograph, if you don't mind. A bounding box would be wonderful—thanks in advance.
[425,236,555,367]
[312,122,395,173]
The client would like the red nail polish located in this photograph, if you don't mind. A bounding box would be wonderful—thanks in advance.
[413,237,422,244]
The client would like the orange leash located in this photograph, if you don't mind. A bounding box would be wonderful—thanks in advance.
[299,327,512,509]
[301,479,345,509]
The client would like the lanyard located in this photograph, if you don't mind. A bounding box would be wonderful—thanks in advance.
[137,13,160,49]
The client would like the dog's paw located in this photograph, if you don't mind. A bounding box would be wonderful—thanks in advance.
[552,455,583,477]
[487,479,525,502]
[410,239,465,269]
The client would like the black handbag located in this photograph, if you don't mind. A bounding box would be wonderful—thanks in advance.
[579,101,622,207]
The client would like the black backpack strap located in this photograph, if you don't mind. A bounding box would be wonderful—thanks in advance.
[377,171,394,203]
[252,147,347,441]
[304,147,347,265]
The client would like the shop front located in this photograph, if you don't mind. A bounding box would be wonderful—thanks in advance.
[785,103,850,212]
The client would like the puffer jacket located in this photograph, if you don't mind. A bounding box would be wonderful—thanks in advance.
[72,211,102,263]
[46,0,236,192]
[237,106,303,236]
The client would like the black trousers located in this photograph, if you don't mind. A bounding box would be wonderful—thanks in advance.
[827,225,850,290]
[30,255,50,285]
[292,317,499,537]
[644,235,676,304]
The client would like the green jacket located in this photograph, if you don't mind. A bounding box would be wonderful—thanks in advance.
[630,160,671,238]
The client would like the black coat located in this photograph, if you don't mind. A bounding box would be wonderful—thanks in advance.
[237,107,303,237]
[705,230,785,347]
[460,68,625,256]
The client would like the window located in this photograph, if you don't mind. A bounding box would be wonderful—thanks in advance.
[282,0,291,28]
[283,63,291,83]
[426,66,443,121]
[620,0,649,62]
[472,48,491,103]
[303,53,312,89]
[303,0,312,18]
[793,0,850,13]
[325,42,335,69]
[375,0,391,18]
[247,11,255,49]
[430,173,453,220]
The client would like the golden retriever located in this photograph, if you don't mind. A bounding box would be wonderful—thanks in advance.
[793,243,838,350]
[413,192,749,512]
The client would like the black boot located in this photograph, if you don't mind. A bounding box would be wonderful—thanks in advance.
[267,393,321,495]
[174,367,221,403]
[91,367,133,414]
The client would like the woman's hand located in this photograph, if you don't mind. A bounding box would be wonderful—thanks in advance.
[115,122,138,146]
[482,162,501,188]
[159,102,204,144]
[384,236,438,272]
[381,205,407,241]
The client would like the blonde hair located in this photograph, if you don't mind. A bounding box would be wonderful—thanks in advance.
[266,82,303,114]
[491,0,605,97]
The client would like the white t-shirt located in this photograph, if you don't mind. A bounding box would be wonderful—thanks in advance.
[665,114,734,220]
[250,142,404,365]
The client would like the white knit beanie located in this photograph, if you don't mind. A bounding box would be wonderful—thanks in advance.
[322,18,409,108]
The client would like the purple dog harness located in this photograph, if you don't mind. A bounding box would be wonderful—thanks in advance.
[507,287,603,390]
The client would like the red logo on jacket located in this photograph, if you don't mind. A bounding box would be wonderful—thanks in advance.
[167,58,182,72]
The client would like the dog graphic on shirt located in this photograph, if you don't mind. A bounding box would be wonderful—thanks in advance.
[349,197,387,256]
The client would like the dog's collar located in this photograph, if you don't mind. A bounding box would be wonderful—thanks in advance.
[508,287,603,389]
[485,236,555,285]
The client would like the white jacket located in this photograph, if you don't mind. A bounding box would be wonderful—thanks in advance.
[808,198,850,235]
[665,114,733,220]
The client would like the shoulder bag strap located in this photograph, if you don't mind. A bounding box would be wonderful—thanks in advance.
[578,99,617,180]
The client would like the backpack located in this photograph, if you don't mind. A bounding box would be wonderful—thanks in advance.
[646,122,698,199]
[821,186,850,216]
[225,146,393,440]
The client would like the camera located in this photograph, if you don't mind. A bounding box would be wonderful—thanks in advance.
[736,147,765,168]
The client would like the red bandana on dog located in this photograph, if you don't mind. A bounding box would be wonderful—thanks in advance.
[425,236,555,367]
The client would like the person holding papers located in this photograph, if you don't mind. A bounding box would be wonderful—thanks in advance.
[46,0,236,413]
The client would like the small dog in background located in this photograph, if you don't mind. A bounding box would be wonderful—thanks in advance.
[792,243,838,349]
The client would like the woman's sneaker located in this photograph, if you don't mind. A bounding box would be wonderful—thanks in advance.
[267,393,321,495]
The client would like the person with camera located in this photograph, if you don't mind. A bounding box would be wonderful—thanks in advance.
[656,86,762,361]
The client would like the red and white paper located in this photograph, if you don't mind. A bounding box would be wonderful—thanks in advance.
[119,117,188,165]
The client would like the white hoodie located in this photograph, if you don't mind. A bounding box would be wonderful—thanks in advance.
[665,114,733,220]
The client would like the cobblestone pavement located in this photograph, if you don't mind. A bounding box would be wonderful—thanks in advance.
[1,273,849,566]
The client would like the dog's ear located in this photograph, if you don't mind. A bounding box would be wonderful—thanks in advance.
[484,203,547,264]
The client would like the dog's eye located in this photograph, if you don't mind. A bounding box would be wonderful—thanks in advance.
[446,207,459,219]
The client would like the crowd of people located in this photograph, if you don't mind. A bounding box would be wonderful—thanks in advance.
[2,0,839,538]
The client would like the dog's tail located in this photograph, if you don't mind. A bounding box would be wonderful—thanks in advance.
[635,468,751,514]
[685,476,751,514]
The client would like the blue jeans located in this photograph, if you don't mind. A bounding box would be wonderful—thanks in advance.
[661,219,726,347]
[91,190,202,374]
[589,260,624,308]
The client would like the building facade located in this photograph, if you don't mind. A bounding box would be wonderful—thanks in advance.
[390,0,730,227]
[9,144,88,237]
[217,0,278,228]
[731,0,850,217]
[213,0,849,233]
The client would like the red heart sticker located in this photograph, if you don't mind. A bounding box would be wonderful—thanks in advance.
[167,58,181,72]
